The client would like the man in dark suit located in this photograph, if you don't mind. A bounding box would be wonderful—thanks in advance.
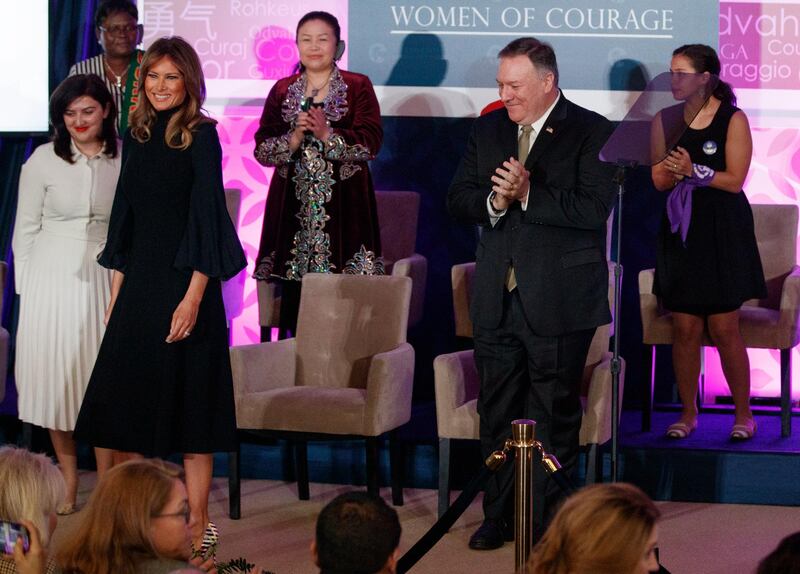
[447,37,616,549]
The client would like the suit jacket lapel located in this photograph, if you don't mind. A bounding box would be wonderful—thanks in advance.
[525,96,569,169]
[499,115,518,162]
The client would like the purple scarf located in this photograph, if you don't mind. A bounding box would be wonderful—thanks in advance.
[666,163,715,244]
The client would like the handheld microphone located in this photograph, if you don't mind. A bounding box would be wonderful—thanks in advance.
[299,98,313,136]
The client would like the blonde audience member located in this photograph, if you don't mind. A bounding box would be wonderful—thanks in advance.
[527,483,660,574]
[0,446,66,574]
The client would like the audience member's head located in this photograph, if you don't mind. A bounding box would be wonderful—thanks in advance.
[528,483,661,574]
[757,531,800,574]
[94,0,141,58]
[56,459,194,574]
[313,491,402,574]
[0,446,65,547]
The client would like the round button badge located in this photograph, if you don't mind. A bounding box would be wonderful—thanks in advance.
[702,140,718,155]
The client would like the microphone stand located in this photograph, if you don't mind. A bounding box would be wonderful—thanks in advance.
[609,159,637,482]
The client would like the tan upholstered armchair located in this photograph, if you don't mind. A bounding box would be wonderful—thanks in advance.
[256,190,427,339]
[640,203,800,437]
[228,273,414,518]
[0,262,8,405]
[435,260,622,516]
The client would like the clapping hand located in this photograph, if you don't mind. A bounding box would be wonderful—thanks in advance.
[305,107,331,141]
[664,146,691,179]
[289,108,331,150]
[490,157,530,211]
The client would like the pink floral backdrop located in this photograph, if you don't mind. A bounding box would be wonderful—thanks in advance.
[703,1,800,402]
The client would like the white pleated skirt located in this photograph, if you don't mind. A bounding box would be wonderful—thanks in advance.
[15,230,112,431]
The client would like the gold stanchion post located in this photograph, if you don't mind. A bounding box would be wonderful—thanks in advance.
[511,419,536,572]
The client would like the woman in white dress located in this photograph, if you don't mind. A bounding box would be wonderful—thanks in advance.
[12,74,120,513]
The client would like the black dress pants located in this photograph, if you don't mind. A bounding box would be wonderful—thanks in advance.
[473,288,595,539]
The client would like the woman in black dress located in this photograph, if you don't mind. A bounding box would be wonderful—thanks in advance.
[652,44,765,440]
[74,37,246,551]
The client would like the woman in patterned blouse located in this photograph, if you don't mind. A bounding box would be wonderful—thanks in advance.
[253,10,383,334]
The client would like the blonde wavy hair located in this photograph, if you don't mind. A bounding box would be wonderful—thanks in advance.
[56,459,184,574]
[0,446,65,546]
[129,36,214,150]
[527,483,660,574]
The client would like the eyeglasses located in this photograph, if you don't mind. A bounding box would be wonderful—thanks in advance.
[99,24,140,36]
[152,506,191,524]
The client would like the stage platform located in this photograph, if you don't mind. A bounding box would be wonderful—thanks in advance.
[212,405,800,508]
[619,410,800,506]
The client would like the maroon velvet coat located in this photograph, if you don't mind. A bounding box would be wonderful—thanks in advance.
[253,67,383,281]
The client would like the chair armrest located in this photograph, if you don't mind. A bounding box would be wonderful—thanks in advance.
[433,350,479,428]
[0,328,8,403]
[638,268,655,302]
[229,338,296,398]
[452,263,475,338]
[364,342,415,435]
[0,261,7,316]
[580,352,625,446]
[391,253,427,327]
[606,260,617,338]
[586,324,610,367]
[434,350,478,409]
[638,268,659,333]
[778,265,800,349]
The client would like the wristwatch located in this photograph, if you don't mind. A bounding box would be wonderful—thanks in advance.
[488,191,502,214]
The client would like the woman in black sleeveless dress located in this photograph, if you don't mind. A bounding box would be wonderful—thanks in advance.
[652,45,765,440]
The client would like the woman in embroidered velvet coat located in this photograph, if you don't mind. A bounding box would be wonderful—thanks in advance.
[253,11,383,331]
